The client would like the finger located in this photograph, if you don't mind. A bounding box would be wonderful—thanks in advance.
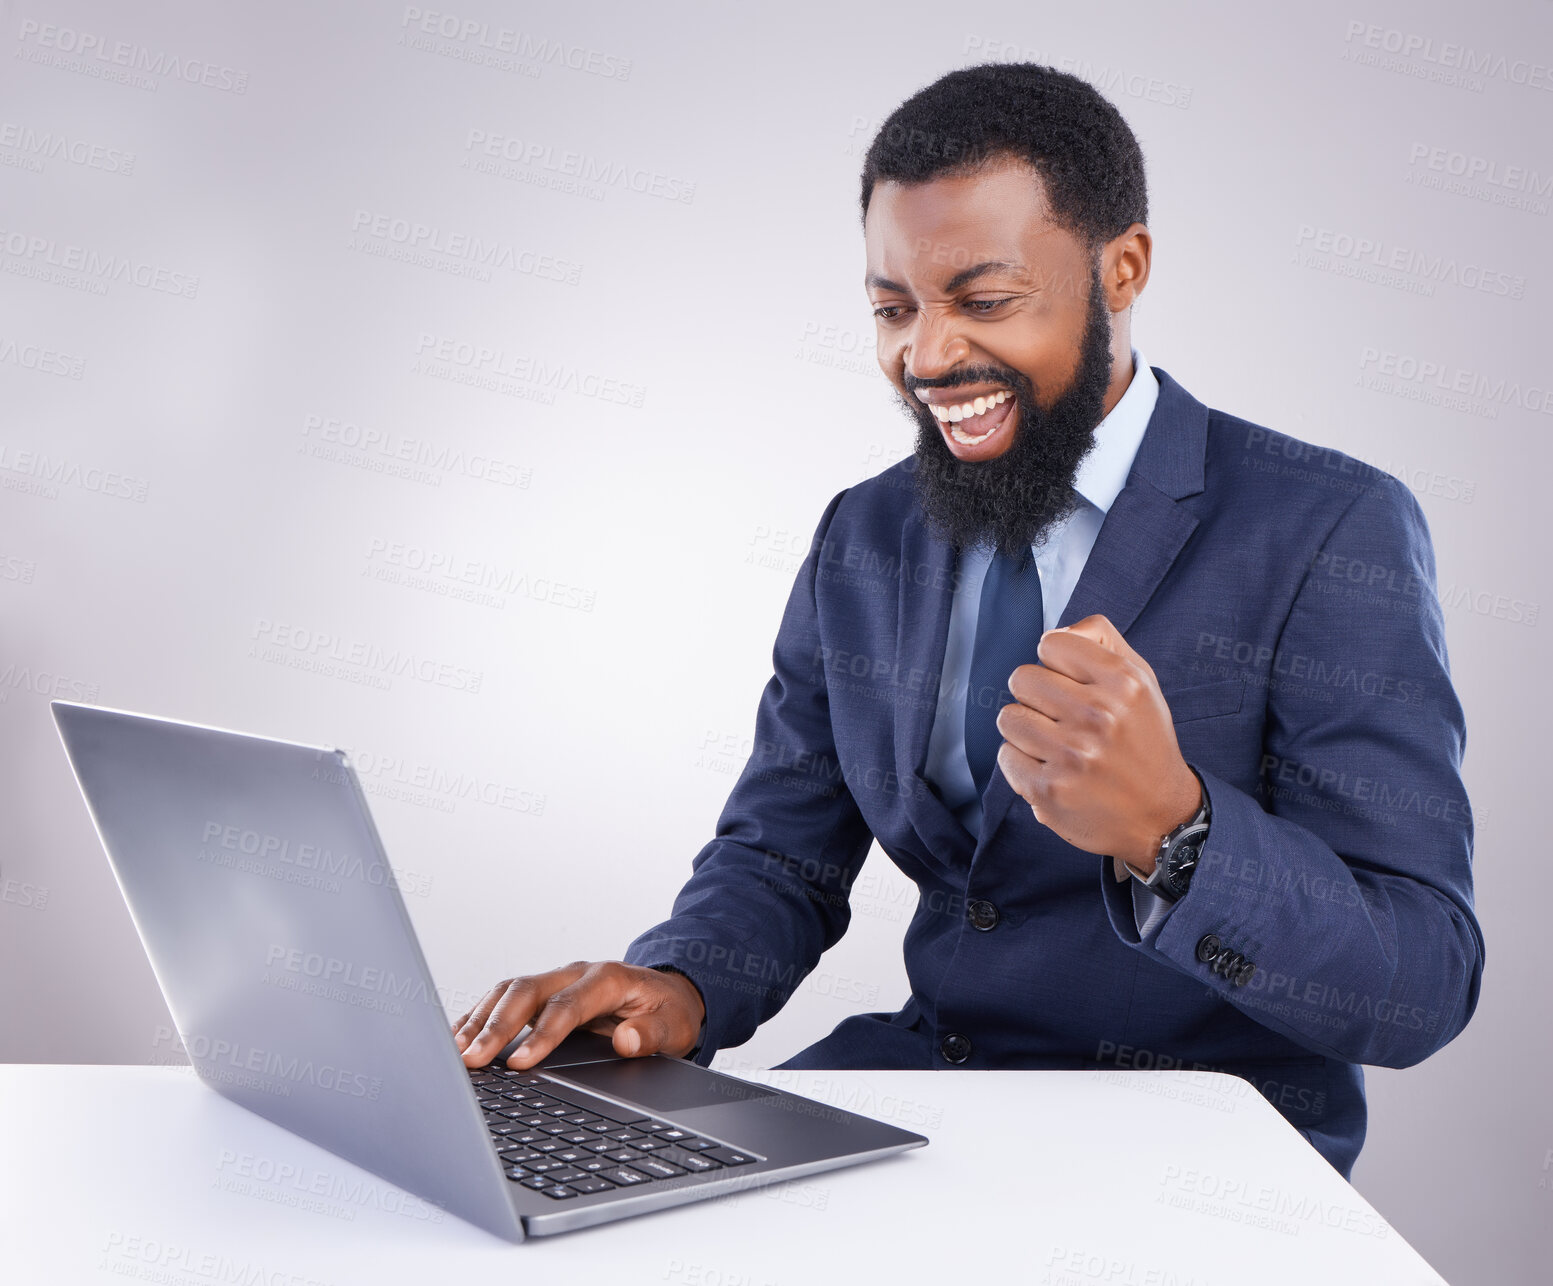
[453,980,515,1053]
[582,997,684,1059]
[460,962,589,1066]
[612,1011,673,1058]
[995,699,1062,763]
[1036,626,1125,684]
[1056,613,1131,655]
[1007,662,1089,723]
[504,966,629,1070]
[997,739,1050,811]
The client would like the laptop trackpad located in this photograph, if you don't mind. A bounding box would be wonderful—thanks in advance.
[552,1056,779,1114]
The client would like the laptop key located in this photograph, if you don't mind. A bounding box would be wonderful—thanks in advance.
[601,1129,647,1143]
[674,1137,719,1151]
[567,1176,615,1195]
[653,1128,693,1142]
[557,1131,594,1145]
[517,1174,552,1190]
[702,1146,757,1166]
[577,1158,612,1173]
[600,1166,650,1186]
[628,1157,686,1180]
[581,1138,616,1154]
[632,1137,669,1152]
[536,1085,653,1126]
[602,1147,644,1163]
[662,1150,721,1174]
[552,1149,589,1164]
[541,1165,586,1183]
[541,1185,579,1200]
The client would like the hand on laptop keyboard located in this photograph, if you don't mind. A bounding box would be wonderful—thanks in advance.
[453,961,706,1070]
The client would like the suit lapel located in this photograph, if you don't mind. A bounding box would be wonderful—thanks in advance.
[894,507,977,875]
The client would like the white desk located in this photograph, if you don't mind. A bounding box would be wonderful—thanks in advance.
[0,1064,1445,1284]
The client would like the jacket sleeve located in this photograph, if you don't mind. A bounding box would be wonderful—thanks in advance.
[622,487,876,1065]
[1103,472,1484,1067]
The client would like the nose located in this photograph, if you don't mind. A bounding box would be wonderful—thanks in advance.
[902,307,970,385]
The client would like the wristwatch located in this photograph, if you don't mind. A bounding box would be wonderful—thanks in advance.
[1129,766,1211,903]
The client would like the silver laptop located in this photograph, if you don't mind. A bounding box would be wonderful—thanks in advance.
[50,700,927,1241]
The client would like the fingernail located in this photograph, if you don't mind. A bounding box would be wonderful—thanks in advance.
[619,1028,640,1055]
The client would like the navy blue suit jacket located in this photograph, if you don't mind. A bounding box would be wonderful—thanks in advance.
[624,368,1484,1177]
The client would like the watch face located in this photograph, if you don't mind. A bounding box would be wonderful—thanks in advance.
[1162,839,1204,898]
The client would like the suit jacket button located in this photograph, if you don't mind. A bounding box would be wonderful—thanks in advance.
[967,899,1000,931]
[1196,934,1222,964]
[1234,961,1256,987]
[940,1033,972,1064]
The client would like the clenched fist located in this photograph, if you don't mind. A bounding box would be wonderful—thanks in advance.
[995,613,1203,872]
[452,960,707,1069]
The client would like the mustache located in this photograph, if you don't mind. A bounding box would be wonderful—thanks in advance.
[903,366,1033,396]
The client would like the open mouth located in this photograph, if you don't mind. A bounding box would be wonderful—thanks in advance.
[922,388,1016,446]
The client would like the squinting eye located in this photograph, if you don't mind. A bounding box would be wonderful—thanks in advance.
[873,305,908,320]
[965,298,1012,313]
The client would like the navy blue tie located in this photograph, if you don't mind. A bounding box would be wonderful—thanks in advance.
[964,547,1045,799]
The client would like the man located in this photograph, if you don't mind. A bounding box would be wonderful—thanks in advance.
[453,63,1483,1178]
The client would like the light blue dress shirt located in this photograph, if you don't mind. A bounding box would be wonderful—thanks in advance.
[920,350,1177,937]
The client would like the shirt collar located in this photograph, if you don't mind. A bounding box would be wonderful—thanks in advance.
[1071,348,1157,515]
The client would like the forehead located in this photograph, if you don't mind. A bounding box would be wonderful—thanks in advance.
[864,158,1078,286]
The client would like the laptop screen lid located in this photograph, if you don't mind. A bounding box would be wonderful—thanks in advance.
[50,700,524,1242]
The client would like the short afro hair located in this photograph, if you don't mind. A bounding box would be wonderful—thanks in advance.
[859,62,1148,248]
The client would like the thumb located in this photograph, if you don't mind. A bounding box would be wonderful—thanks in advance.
[1055,613,1134,658]
[614,1018,674,1057]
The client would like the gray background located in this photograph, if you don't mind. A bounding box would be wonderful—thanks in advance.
[1,1,1546,1281]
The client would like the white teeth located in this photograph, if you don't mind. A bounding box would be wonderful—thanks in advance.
[928,390,1010,418]
[924,389,1013,441]
[942,390,1013,446]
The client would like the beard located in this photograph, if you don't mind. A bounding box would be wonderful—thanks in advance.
[900,258,1115,557]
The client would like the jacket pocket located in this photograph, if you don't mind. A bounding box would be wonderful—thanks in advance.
[1162,676,1246,724]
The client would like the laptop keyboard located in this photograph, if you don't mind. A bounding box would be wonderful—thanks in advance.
[470,1065,761,1202]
